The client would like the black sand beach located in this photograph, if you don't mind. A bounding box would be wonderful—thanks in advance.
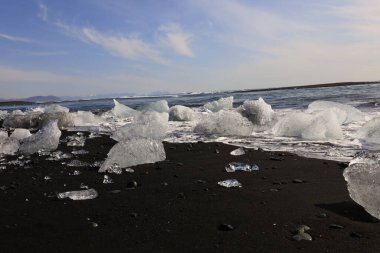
[0,131,379,252]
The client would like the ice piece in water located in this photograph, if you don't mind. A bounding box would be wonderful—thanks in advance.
[71,111,103,126]
[307,100,364,124]
[225,162,259,172]
[0,135,20,155]
[169,105,196,121]
[19,120,61,155]
[343,153,380,220]
[355,117,380,144]
[139,100,169,113]
[99,139,166,173]
[241,98,274,125]
[111,99,137,118]
[230,147,245,156]
[194,110,253,136]
[57,188,98,200]
[103,175,113,184]
[218,179,242,188]
[112,111,169,141]
[204,96,233,112]
[10,128,32,140]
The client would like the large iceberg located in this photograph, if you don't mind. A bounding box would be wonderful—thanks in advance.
[19,120,62,155]
[355,117,380,144]
[110,99,137,118]
[0,131,19,155]
[194,110,253,136]
[240,97,275,126]
[169,105,196,121]
[138,100,169,113]
[204,96,233,112]
[343,154,380,220]
[99,139,166,173]
[112,111,168,141]
[307,100,364,124]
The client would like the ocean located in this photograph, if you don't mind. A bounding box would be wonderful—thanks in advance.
[1,83,380,161]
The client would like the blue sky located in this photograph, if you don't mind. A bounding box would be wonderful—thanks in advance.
[0,0,379,98]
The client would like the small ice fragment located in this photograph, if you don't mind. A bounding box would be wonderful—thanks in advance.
[66,134,86,147]
[67,160,90,167]
[125,168,134,173]
[218,179,242,188]
[91,161,103,168]
[70,170,81,176]
[44,176,51,181]
[71,149,89,155]
[230,147,245,156]
[0,166,6,170]
[80,183,89,189]
[88,132,101,138]
[225,162,259,172]
[102,163,123,174]
[57,188,98,200]
[103,175,113,184]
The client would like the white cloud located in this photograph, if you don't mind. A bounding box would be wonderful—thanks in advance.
[158,23,194,57]
[37,1,48,21]
[0,33,31,43]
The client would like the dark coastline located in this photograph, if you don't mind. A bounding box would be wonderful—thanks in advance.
[0,132,379,252]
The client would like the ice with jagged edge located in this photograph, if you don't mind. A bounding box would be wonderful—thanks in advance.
[112,111,168,141]
[240,97,275,126]
[138,100,169,113]
[307,100,365,124]
[169,105,196,121]
[343,152,380,220]
[99,139,166,173]
[3,110,41,129]
[355,117,380,145]
[0,130,19,155]
[19,120,61,155]
[109,99,137,118]
[204,96,233,112]
[57,188,98,200]
[194,110,253,136]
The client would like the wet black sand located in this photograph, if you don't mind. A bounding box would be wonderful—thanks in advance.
[0,131,379,252]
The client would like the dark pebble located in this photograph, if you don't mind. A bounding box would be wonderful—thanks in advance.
[126,181,138,189]
[161,182,169,187]
[129,212,138,218]
[329,224,344,229]
[169,146,176,150]
[218,224,234,231]
[177,192,186,199]
[215,149,220,154]
[177,163,183,166]
[317,213,328,218]
[350,232,363,238]
[111,190,121,194]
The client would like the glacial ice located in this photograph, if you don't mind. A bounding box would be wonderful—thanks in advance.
[3,111,41,129]
[355,117,380,144]
[343,154,380,220]
[194,110,253,136]
[112,111,168,141]
[111,99,137,118]
[10,129,32,140]
[218,179,242,188]
[44,104,69,114]
[241,97,275,125]
[72,111,103,126]
[19,120,61,155]
[272,112,314,137]
[139,100,169,113]
[169,105,196,121]
[66,133,86,147]
[57,188,98,200]
[0,110,7,120]
[204,96,233,112]
[225,162,259,172]
[230,147,245,156]
[307,100,364,124]
[99,139,166,173]
[0,133,20,155]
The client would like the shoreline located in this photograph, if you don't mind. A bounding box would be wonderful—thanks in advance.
[0,132,379,252]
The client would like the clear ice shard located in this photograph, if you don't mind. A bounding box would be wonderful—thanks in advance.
[225,162,259,172]
[169,105,196,121]
[204,96,233,112]
[230,147,245,156]
[194,110,253,136]
[112,111,168,141]
[110,99,137,118]
[19,120,61,155]
[218,179,242,188]
[343,153,380,220]
[139,100,169,113]
[99,139,166,173]
[10,128,32,140]
[103,175,113,184]
[57,188,98,200]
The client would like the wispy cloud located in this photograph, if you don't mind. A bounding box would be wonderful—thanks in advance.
[158,23,194,57]
[37,1,48,21]
[0,33,32,43]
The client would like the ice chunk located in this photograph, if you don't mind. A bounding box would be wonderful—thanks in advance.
[99,139,166,173]
[0,110,7,120]
[139,100,169,113]
[66,134,86,147]
[225,162,259,172]
[169,105,196,121]
[194,110,253,136]
[111,99,137,118]
[3,111,42,129]
[230,147,245,156]
[241,98,274,125]
[67,159,90,167]
[71,149,89,155]
[0,135,20,155]
[10,128,32,140]
[19,120,61,155]
[57,189,98,200]
[218,179,242,188]
[307,100,364,124]
[204,96,233,112]
[355,117,380,144]
[72,111,103,126]
[44,104,69,114]
[103,175,113,184]
[112,111,168,141]
[343,154,380,219]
